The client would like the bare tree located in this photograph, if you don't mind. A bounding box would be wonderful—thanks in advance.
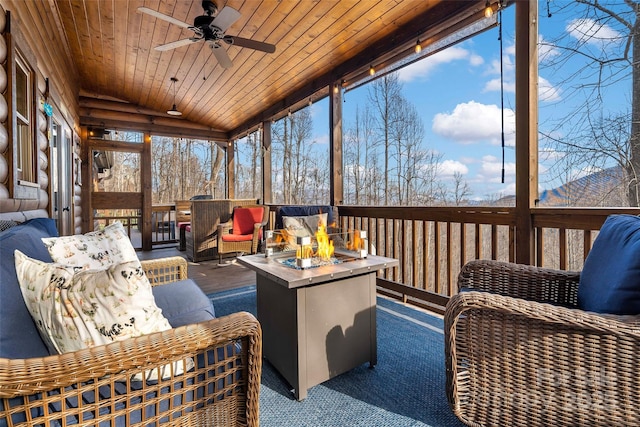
[344,105,377,204]
[234,131,262,199]
[271,108,326,204]
[209,141,224,198]
[368,73,403,205]
[449,171,473,206]
[540,0,638,206]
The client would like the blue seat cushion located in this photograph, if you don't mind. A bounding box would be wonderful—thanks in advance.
[275,205,334,229]
[578,214,640,315]
[0,218,58,359]
[152,279,215,327]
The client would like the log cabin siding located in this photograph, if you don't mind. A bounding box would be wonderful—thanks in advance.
[0,0,80,229]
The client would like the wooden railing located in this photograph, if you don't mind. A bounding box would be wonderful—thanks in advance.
[94,205,178,249]
[337,206,640,313]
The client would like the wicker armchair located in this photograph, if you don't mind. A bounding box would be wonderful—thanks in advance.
[445,259,640,427]
[218,205,269,262]
[0,257,262,427]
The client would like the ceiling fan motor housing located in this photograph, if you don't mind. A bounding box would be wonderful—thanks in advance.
[194,15,215,29]
[202,1,218,16]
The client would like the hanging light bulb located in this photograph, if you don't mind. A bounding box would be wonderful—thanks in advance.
[484,1,494,18]
[415,40,422,54]
[369,65,375,76]
[167,77,182,116]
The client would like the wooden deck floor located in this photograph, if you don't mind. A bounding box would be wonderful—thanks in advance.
[137,245,255,295]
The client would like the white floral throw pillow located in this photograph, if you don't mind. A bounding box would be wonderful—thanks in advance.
[41,221,138,270]
[15,250,192,381]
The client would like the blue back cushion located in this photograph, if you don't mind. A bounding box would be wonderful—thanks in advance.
[578,214,640,315]
[275,205,334,229]
[0,218,58,358]
[152,279,216,327]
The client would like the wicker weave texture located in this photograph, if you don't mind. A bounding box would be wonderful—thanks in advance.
[0,257,262,427]
[445,260,640,427]
[141,256,188,285]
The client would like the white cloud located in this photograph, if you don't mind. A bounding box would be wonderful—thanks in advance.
[476,155,516,184]
[538,34,560,63]
[398,46,482,82]
[469,53,484,66]
[483,77,515,93]
[539,76,562,102]
[314,133,329,146]
[539,147,565,162]
[438,160,469,178]
[432,101,515,146]
[567,18,622,46]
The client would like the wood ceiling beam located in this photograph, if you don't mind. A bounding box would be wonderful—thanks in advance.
[79,97,228,142]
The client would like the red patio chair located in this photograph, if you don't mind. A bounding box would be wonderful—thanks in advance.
[217,205,269,263]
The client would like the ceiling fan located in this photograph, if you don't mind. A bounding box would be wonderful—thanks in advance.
[138,0,276,69]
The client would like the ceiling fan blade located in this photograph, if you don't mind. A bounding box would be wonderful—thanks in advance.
[138,7,191,29]
[210,6,241,32]
[210,43,233,69]
[226,36,276,54]
[155,38,199,52]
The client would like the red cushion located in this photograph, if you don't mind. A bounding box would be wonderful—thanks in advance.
[221,233,254,242]
[232,207,264,235]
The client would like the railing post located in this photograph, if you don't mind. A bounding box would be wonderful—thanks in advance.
[329,80,343,206]
[515,0,539,265]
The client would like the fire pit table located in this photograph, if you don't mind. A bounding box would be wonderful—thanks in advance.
[237,251,398,400]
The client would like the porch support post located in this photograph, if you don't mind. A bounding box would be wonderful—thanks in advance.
[329,81,343,206]
[262,121,272,204]
[226,140,235,199]
[514,0,538,265]
[141,132,152,251]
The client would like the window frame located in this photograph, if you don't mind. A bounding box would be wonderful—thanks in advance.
[6,14,39,199]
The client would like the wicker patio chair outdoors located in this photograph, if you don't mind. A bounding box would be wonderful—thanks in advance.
[445,259,640,427]
[218,205,269,262]
[0,256,262,427]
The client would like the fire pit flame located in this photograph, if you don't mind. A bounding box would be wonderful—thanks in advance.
[315,222,334,260]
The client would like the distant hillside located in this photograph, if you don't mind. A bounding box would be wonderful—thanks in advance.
[538,166,626,207]
[489,166,627,207]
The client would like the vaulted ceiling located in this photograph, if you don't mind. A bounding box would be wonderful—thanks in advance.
[52,0,496,140]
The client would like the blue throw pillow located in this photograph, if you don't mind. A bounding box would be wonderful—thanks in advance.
[152,279,216,327]
[578,214,640,315]
[0,218,58,358]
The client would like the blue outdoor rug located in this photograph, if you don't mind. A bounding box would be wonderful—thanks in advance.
[209,286,466,427]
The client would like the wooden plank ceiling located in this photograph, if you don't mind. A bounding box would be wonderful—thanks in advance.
[53,0,491,140]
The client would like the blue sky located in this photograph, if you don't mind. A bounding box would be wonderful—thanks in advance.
[302,1,632,201]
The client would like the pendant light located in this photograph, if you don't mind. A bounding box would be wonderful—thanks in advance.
[167,77,182,116]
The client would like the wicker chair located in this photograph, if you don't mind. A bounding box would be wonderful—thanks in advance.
[218,205,269,262]
[445,259,640,427]
[0,257,262,427]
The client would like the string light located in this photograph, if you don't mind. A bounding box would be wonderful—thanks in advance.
[415,40,422,54]
[369,65,375,76]
[484,1,494,18]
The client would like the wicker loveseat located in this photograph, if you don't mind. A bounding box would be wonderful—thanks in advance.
[0,218,262,426]
[445,259,640,427]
